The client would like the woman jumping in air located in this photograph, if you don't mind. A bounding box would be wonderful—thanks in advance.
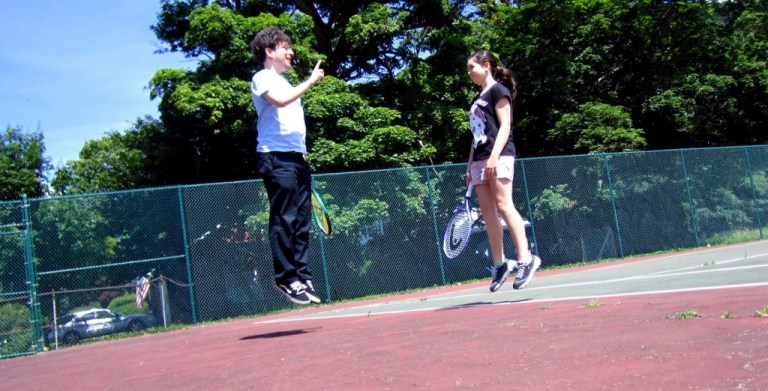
[465,50,541,292]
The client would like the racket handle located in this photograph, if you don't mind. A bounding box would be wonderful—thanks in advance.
[465,184,474,198]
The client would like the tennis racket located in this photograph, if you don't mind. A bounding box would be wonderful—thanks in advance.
[311,189,332,236]
[442,184,477,259]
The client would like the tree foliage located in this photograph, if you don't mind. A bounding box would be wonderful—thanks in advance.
[0,303,32,354]
[549,102,646,153]
[36,0,768,194]
[0,126,50,200]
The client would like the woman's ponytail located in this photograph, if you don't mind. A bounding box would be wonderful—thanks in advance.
[469,50,517,103]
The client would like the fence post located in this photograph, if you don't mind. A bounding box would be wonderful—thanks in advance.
[603,155,624,258]
[425,167,447,286]
[519,159,538,254]
[745,147,764,239]
[21,194,44,352]
[680,150,700,246]
[177,187,198,324]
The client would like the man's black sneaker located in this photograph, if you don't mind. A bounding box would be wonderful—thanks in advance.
[513,254,542,290]
[274,281,311,305]
[489,260,512,292]
[303,280,321,304]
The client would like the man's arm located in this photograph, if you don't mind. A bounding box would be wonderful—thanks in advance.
[264,60,325,107]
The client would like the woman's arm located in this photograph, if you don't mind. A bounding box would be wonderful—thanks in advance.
[490,96,512,160]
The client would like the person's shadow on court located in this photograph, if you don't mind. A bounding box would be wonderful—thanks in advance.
[240,327,321,340]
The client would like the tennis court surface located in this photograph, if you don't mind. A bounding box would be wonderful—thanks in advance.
[3,240,768,390]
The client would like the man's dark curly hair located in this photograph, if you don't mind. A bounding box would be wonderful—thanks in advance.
[250,27,291,66]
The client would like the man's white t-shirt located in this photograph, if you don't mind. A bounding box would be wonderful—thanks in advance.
[251,69,307,153]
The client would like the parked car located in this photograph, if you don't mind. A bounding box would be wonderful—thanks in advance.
[46,308,155,345]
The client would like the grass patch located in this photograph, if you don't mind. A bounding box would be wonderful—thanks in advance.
[720,310,735,319]
[755,305,768,318]
[704,229,763,246]
[670,309,700,319]
[581,298,602,308]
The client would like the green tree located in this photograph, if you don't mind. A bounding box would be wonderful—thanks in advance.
[548,102,646,154]
[147,2,458,180]
[52,131,146,194]
[480,0,768,155]
[54,1,768,189]
[0,126,50,200]
[478,0,581,156]
[722,5,768,145]
[643,74,740,148]
[153,1,476,81]
[0,303,32,355]
[51,117,175,194]
[304,77,433,172]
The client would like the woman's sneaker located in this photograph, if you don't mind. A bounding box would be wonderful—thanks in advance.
[303,280,322,304]
[489,260,512,292]
[274,281,311,305]
[513,255,541,290]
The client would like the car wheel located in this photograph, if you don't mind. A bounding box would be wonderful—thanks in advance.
[128,320,145,332]
[63,332,80,345]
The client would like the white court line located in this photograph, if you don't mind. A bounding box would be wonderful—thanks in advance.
[255,246,768,325]
[527,262,768,292]
[647,251,768,276]
[315,246,768,313]
[419,260,768,305]
[255,281,768,325]
[443,281,768,311]
[257,263,768,325]
[568,241,768,270]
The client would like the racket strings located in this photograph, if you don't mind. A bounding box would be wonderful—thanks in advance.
[311,190,332,235]
[452,210,472,236]
[443,208,473,258]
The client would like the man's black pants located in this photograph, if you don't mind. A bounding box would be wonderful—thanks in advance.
[256,151,313,284]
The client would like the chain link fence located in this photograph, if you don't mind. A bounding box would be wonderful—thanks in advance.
[1,146,766,358]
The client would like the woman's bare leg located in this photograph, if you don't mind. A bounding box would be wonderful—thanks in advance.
[475,183,505,266]
[490,177,532,264]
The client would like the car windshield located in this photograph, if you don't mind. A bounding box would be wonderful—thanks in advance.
[95,310,115,319]
[56,314,76,324]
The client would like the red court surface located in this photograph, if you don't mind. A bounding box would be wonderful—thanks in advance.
[3,261,768,390]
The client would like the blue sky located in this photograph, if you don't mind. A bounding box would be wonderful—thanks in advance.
[0,1,190,166]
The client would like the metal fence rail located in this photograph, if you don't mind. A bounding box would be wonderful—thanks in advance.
[1,146,766,358]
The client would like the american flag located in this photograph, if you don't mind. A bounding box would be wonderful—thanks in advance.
[135,276,151,308]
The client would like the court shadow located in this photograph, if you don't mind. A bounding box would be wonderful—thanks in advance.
[436,299,531,311]
[240,327,321,340]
